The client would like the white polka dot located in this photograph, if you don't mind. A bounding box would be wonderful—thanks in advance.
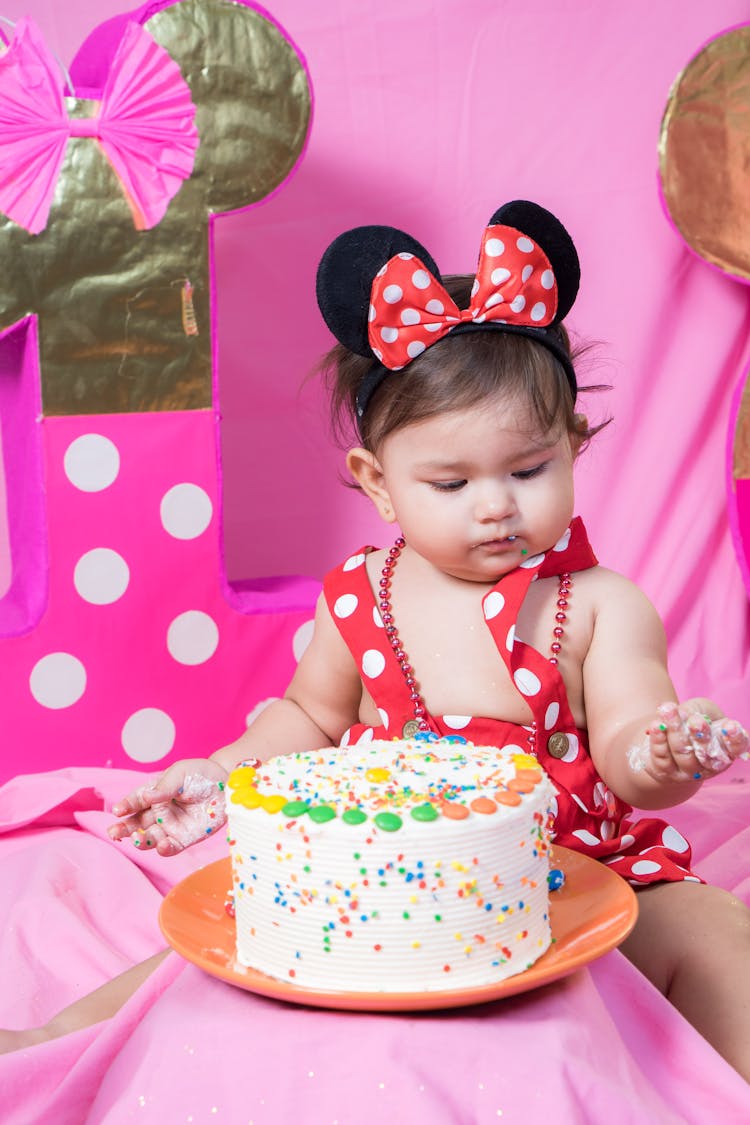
[356,727,375,744]
[397,253,414,261]
[560,733,580,763]
[245,697,277,726]
[506,624,515,651]
[549,795,559,819]
[407,340,426,358]
[368,303,376,322]
[30,653,86,709]
[362,649,386,678]
[631,859,662,876]
[520,553,544,569]
[160,483,212,540]
[400,308,420,325]
[443,715,471,730]
[530,302,547,322]
[376,264,388,277]
[425,322,443,333]
[600,820,614,841]
[373,606,384,628]
[340,728,351,747]
[662,825,690,854]
[510,295,526,313]
[383,284,403,304]
[426,299,445,314]
[503,743,527,756]
[541,269,555,289]
[334,594,358,619]
[571,793,588,813]
[380,326,398,343]
[485,293,504,309]
[485,238,505,257]
[572,829,600,847]
[293,620,314,661]
[552,528,571,552]
[684,875,702,883]
[121,708,176,763]
[74,548,129,605]
[483,590,505,619]
[167,611,219,665]
[372,347,383,361]
[514,667,541,696]
[412,269,431,289]
[620,834,635,849]
[592,781,607,808]
[522,265,534,282]
[64,434,120,492]
[378,708,389,730]
[517,236,534,253]
[343,553,366,571]
[490,267,511,286]
[471,279,480,297]
[544,702,560,730]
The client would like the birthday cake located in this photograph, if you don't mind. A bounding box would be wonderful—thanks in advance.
[226,738,556,993]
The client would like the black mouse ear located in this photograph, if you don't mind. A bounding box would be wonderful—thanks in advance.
[489,201,580,322]
[316,225,441,356]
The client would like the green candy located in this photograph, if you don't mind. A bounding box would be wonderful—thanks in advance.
[342,808,367,825]
[308,805,337,824]
[374,812,402,833]
[411,802,438,822]
[281,800,309,818]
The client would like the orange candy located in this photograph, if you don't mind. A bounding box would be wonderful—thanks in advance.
[440,800,470,820]
[470,797,498,815]
[507,778,536,794]
[494,789,522,807]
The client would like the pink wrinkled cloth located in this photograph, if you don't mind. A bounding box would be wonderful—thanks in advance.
[0,17,198,234]
[1,765,749,1123]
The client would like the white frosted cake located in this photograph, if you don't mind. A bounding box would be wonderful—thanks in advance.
[226,738,555,993]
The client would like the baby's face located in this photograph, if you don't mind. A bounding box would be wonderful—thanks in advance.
[373,396,578,582]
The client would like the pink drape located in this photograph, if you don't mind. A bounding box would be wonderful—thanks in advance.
[0,0,749,1120]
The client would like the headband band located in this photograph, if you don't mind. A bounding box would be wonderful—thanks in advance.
[316,200,580,433]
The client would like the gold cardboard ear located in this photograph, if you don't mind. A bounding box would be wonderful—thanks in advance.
[659,24,750,282]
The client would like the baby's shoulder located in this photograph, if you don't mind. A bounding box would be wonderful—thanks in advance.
[574,565,664,631]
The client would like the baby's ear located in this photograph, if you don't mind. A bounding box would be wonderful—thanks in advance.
[142,0,311,212]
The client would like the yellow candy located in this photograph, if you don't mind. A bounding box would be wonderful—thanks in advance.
[365,767,391,783]
[512,753,540,770]
[261,794,288,814]
[228,767,257,787]
[232,786,261,808]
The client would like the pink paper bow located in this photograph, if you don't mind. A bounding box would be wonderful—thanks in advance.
[369,224,559,370]
[0,17,199,235]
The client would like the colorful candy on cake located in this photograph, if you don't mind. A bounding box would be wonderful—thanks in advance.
[226,737,556,992]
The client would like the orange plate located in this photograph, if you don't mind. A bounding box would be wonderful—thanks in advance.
[159,845,637,1012]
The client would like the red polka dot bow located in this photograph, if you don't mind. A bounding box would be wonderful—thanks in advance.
[368,224,559,370]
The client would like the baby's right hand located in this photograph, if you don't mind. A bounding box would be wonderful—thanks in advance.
[107,758,228,856]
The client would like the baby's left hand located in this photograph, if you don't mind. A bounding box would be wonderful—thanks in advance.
[629,700,749,783]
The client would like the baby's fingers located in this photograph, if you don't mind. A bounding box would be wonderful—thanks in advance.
[111,783,161,819]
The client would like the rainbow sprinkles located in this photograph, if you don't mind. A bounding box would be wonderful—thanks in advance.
[227,738,556,992]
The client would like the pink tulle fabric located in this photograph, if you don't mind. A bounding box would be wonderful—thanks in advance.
[1,764,749,1123]
[0,17,198,234]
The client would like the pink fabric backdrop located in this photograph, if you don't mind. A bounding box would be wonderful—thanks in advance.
[0,0,748,726]
[1,1,750,1122]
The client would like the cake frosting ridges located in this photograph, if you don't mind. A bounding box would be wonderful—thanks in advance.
[227,739,555,992]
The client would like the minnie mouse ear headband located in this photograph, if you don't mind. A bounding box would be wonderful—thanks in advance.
[316,200,581,429]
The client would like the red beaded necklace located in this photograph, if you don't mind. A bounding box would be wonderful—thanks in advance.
[378,537,572,742]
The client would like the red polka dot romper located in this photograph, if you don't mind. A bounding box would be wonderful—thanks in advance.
[323,517,699,887]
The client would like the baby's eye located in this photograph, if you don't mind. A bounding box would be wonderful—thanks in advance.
[429,479,467,492]
[513,463,548,481]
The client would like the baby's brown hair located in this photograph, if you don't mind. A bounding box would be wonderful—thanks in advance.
[320,275,607,455]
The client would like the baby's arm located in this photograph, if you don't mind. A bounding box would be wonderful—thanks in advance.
[109,593,364,853]
[581,570,747,809]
